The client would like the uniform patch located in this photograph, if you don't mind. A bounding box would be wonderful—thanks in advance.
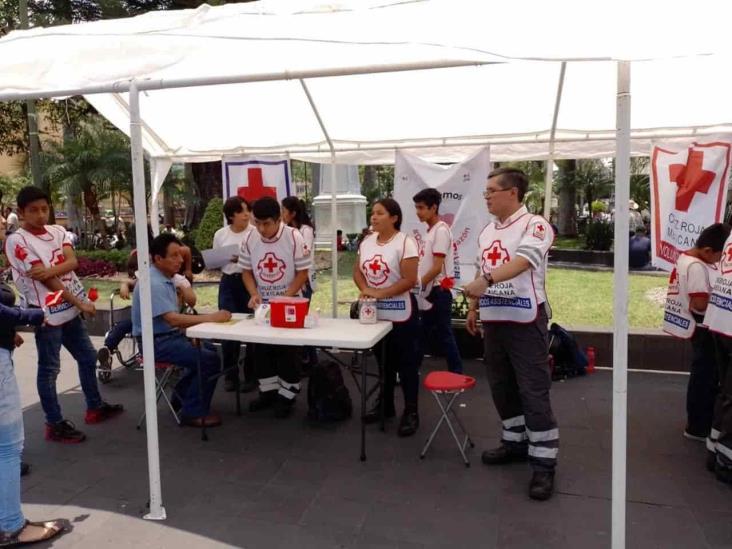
[532,223,546,240]
[363,254,390,286]
[257,252,286,283]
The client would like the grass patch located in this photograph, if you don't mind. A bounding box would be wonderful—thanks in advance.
[553,236,584,250]
[83,261,669,329]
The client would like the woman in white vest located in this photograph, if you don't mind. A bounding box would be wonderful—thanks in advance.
[663,223,729,446]
[281,196,318,371]
[354,198,422,437]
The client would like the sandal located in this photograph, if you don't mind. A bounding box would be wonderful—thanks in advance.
[0,519,65,547]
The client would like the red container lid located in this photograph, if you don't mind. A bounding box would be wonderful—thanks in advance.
[269,297,309,304]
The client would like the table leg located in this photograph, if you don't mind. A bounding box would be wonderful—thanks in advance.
[380,344,386,432]
[235,346,242,417]
[360,351,367,462]
[197,345,208,442]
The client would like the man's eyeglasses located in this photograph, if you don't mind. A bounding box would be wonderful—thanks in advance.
[483,188,513,198]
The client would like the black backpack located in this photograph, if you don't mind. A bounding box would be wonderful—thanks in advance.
[548,322,588,380]
[307,360,352,422]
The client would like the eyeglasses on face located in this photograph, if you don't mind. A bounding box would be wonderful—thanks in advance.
[483,187,513,198]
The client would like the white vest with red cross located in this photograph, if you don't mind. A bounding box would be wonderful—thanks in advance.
[476,213,544,324]
[358,232,417,322]
[245,224,304,303]
[663,253,711,339]
[5,226,86,326]
[704,235,732,338]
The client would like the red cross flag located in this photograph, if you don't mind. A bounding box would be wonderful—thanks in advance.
[650,138,732,271]
[222,156,292,204]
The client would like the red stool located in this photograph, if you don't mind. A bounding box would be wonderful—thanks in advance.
[420,371,476,467]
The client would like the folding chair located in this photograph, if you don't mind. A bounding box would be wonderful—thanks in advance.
[420,371,476,467]
[136,360,182,429]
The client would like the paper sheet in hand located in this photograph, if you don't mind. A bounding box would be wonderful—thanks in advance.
[201,245,239,269]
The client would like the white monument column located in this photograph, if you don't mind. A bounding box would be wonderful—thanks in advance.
[312,164,368,248]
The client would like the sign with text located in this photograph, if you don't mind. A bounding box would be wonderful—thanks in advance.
[222,156,292,203]
[394,148,492,283]
[650,138,731,271]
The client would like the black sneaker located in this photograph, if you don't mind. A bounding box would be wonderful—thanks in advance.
[529,471,555,500]
[714,462,732,485]
[249,392,277,412]
[45,420,86,444]
[274,395,295,419]
[481,445,528,465]
[397,410,419,437]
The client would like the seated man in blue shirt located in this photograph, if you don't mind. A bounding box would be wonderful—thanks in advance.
[132,233,231,428]
[629,228,652,269]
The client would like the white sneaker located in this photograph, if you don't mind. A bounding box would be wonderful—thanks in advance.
[683,430,706,442]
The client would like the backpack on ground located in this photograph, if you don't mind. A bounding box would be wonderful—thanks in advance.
[307,360,352,422]
[548,322,588,380]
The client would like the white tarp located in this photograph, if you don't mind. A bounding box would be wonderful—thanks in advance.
[394,148,492,285]
[2,1,732,162]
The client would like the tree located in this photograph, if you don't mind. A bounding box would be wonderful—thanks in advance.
[555,159,578,236]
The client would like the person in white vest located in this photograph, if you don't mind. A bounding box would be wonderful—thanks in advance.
[354,198,422,437]
[281,196,318,372]
[702,225,732,486]
[240,196,311,418]
[463,167,557,501]
[4,186,123,444]
[412,188,463,374]
[663,223,730,444]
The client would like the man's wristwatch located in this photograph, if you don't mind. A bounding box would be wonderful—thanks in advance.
[483,272,495,287]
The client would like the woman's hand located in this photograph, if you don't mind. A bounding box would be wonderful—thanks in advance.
[360,287,382,299]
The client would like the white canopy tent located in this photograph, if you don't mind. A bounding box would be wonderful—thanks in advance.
[2,1,732,546]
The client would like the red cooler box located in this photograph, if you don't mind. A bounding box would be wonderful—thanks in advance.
[269,297,310,328]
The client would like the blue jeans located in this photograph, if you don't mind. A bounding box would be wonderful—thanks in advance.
[0,348,25,533]
[35,316,103,425]
[420,287,463,373]
[149,333,220,418]
[104,319,133,351]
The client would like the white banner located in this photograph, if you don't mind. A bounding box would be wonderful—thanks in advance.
[394,147,492,284]
[222,155,292,203]
[650,138,732,271]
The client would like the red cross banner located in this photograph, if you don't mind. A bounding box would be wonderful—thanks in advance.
[222,155,292,204]
[650,138,732,272]
[394,148,492,284]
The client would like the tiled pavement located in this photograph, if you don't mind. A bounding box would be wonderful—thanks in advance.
[12,335,732,548]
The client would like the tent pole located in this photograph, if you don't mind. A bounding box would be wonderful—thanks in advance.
[130,80,166,521]
[612,60,631,549]
[299,79,338,317]
[149,159,160,236]
[543,61,566,220]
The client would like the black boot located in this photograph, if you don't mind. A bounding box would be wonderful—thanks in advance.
[249,391,277,412]
[481,445,528,465]
[397,406,419,438]
[529,471,555,501]
[274,395,295,419]
[707,451,717,473]
[363,399,396,424]
[715,462,732,485]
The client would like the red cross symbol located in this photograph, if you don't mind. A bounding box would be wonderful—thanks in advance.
[368,260,382,274]
[486,246,504,266]
[257,252,286,283]
[363,255,389,286]
[669,268,678,285]
[726,246,732,263]
[263,256,278,273]
[237,167,277,202]
[669,150,716,212]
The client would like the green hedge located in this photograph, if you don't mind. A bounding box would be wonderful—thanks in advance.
[195,197,224,251]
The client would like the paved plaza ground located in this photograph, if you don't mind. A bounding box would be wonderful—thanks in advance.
[11,335,732,548]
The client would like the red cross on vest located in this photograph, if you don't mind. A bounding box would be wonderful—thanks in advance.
[669,149,716,212]
[483,240,510,270]
[368,260,382,274]
[263,256,278,273]
[257,252,286,283]
[238,167,277,202]
[363,255,389,286]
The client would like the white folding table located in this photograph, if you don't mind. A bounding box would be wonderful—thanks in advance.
[186,315,393,460]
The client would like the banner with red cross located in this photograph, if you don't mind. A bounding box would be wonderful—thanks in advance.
[222,155,292,205]
[650,137,732,272]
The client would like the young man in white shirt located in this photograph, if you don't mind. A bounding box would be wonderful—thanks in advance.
[413,188,463,373]
[663,223,730,443]
[4,186,123,443]
[239,196,311,418]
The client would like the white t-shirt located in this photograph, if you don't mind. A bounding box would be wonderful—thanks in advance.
[213,224,254,275]
[299,224,317,290]
[686,261,713,315]
[238,223,311,302]
[4,225,86,325]
[418,220,455,293]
